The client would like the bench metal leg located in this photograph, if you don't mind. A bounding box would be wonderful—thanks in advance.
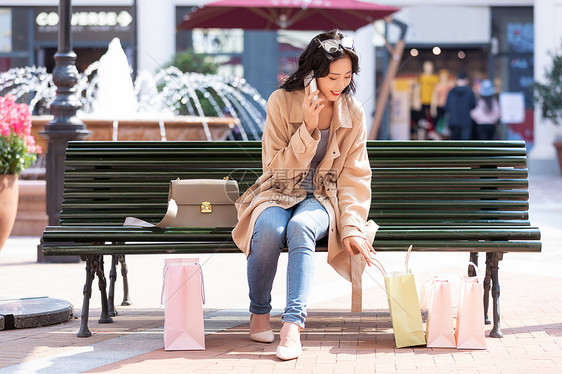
[78,255,96,337]
[488,252,503,338]
[108,255,118,317]
[472,251,503,338]
[469,252,478,276]
[96,256,113,324]
[119,255,132,306]
[483,253,492,325]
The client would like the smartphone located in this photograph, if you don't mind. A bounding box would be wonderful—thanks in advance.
[305,71,319,102]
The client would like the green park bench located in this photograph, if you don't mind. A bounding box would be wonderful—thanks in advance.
[41,140,541,338]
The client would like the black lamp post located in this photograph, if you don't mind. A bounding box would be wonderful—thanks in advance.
[37,0,90,263]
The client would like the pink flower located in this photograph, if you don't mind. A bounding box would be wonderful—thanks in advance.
[0,94,36,150]
[1,94,39,174]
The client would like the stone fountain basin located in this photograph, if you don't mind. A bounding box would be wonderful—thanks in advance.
[32,115,239,152]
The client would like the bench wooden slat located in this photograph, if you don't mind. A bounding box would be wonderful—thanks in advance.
[363,219,533,226]
[60,190,530,201]
[372,201,529,209]
[59,218,535,227]
[372,191,529,199]
[61,179,528,188]
[41,240,542,256]
[373,179,527,188]
[60,209,528,219]
[64,140,525,147]
[42,225,541,241]
[370,157,526,167]
[64,168,529,179]
[64,140,527,151]
[372,168,529,177]
[64,147,527,158]
[60,201,529,212]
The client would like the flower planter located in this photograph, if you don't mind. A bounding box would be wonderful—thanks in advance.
[11,180,48,237]
[0,174,19,251]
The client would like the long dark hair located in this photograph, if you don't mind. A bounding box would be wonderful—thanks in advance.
[482,95,494,113]
[279,29,359,95]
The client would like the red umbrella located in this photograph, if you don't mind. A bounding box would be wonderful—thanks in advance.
[178,0,399,31]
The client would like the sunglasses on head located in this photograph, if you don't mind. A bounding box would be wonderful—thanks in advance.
[316,36,354,54]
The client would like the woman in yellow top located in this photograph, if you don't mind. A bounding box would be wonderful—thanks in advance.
[232,29,378,360]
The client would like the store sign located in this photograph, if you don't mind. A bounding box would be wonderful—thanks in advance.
[36,11,133,28]
[35,7,134,42]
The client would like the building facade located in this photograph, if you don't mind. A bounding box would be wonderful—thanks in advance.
[0,0,559,172]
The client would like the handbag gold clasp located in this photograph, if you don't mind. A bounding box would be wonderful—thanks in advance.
[200,201,212,213]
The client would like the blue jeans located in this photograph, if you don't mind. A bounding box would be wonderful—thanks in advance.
[247,196,329,328]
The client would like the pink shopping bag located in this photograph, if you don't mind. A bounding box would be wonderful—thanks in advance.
[425,277,456,348]
[455,262,486,349]
[161,258,205,350]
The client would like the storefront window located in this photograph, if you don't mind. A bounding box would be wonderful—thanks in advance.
[491,7,534,143]
[506,22,533,54]
[0,8,31,72]
[192,29,243,54]
[277,30,315,82]
[0,8,11,53]
[190,28,244,77]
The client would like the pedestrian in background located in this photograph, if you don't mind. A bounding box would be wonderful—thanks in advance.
[445,72,476,140]
[470,79,500,140]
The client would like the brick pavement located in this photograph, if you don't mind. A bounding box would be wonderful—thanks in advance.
[1,262,561,373]
[75,271,562,374]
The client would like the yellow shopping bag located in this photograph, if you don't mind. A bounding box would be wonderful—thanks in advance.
[374,246,426,348]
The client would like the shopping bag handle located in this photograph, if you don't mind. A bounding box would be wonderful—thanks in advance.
[161,262,205,305]
[468,261,480,279]
[405,245,413,273]
[371,256,387,278]
[367,245,413,278]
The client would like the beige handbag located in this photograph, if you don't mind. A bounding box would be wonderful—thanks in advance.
[124,178,239,228]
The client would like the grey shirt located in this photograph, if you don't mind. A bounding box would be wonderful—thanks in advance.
[303,128,330,194]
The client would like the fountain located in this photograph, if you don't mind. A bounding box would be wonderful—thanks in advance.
[2,38,267,237]
[90,38,139,117]
[0,37,267,153]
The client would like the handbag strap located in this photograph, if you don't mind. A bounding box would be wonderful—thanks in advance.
[124,199,178,228]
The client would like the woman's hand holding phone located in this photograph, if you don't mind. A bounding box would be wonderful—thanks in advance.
[303,72,324,134]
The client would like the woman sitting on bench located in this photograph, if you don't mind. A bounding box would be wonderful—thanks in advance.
[232,29,378,361]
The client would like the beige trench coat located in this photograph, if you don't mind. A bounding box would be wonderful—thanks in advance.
[231,88,379,282]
